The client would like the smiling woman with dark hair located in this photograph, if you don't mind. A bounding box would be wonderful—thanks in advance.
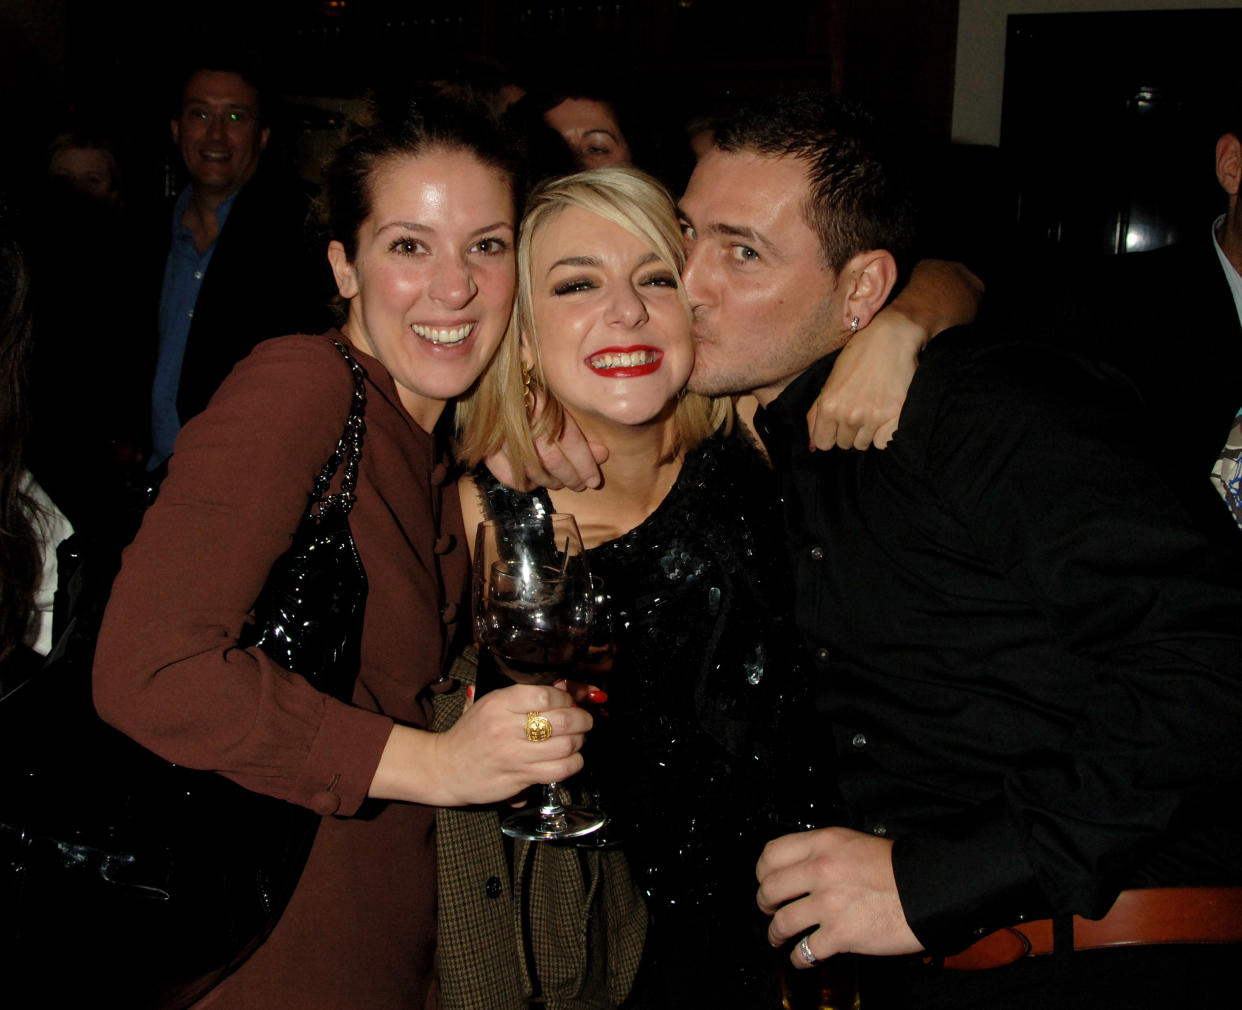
[93,89,593,1008]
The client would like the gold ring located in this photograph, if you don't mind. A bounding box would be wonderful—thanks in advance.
[525,711,553,743]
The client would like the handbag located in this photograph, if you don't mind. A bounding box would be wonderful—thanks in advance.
[0,340,369,1008]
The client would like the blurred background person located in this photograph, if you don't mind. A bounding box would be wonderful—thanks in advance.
[45,126,123,210]
[508,80,641,178]
[541,90,633,168]
[24,122,139,549]
[994,86,1242,534]
[0,199,73,698]
[1206,95,1242,528]
[142,44,334,474]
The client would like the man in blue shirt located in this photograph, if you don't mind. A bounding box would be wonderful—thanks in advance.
[148,52,331,470]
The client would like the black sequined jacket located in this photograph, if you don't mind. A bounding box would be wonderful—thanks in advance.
[474,429,820,1007]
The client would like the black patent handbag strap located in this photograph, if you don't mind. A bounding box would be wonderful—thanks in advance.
[309,340,368,516]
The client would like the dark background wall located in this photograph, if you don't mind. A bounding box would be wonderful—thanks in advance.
[1000,8,1240,255]
[1,0,960,200]
[1,1,1238,259]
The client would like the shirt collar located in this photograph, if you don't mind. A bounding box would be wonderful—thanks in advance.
[170,184,242,239]
[751,352,842,469]
[1211,213,1242,333]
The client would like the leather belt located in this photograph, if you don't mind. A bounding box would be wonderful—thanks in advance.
[940,887,1242,971]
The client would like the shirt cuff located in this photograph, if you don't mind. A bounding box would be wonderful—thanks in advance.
[290,697,394,817]
[891,798,1053,954]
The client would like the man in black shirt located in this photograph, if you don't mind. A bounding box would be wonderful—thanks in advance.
[679,91,1242,1007]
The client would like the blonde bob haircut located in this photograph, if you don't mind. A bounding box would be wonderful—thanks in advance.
[456,166,731,472]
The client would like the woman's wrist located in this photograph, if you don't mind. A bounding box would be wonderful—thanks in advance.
[368,723,448,806]
[875,303,930,355]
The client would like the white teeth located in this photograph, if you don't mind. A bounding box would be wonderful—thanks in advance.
[411,323,472,345]
[588,350,657,370]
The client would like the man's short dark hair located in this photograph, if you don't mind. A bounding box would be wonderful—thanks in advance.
[172,45,271,124]
[713,91,915,275]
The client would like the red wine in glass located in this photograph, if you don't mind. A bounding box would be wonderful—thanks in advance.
[478,561,590,682]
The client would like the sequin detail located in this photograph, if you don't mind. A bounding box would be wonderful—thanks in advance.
[475,431,817,1004]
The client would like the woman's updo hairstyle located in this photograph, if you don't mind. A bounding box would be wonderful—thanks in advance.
[322,84,524,262]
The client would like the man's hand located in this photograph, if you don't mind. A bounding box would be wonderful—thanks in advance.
[756,826,922,966]
[484,391,609,491]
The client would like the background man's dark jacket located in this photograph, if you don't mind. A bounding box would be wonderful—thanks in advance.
[142,170,336,438]
[995,233,1242,487]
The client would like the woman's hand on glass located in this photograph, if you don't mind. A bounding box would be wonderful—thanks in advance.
[368,682,592,808]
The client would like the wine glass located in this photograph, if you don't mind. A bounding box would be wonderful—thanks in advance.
[473,514,606,841]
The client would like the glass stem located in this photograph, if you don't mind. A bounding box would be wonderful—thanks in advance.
[539,783,567,826]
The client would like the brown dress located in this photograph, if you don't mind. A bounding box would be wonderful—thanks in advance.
[93,331,468,1009]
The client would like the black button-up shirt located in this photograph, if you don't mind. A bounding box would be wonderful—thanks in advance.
[753,327,1242,954]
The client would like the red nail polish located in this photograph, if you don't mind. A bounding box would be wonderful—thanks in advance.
[587,688,608,704]
[466,685,475,702]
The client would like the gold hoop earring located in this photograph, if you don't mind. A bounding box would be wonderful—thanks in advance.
[521,364,535,412]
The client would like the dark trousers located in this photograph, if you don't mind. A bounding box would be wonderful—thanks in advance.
[860,944,1237,1010]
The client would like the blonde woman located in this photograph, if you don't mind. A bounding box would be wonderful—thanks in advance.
[455,167,815,1007]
